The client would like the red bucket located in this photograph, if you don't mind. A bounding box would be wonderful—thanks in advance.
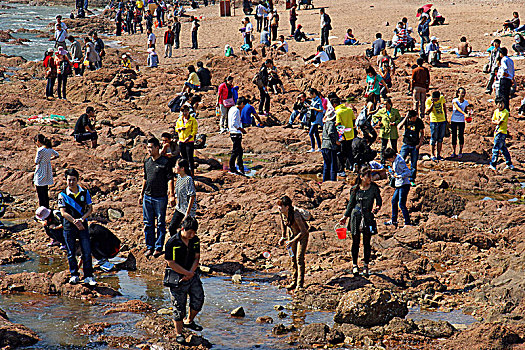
[465,116,473,123]
[334,224,347,239]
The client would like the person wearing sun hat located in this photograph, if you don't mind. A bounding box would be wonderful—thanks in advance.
[35,206,66,248]
[425,36,441,66]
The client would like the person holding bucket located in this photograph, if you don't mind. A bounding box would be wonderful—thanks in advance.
[277,195,309,291]
[339,169,382,277]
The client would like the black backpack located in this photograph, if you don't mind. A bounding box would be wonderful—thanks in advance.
[168,92,189,112]
[194,134,207,149]
[89,223,121,260]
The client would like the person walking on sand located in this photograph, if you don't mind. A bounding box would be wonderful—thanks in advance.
[289,4,297,36]
[485,39,501,94]
[164,25,174,58]
[277,195,309,291]
[384,147,412,228]
[411,58,430,118]
[228,97,248,175]
[58,168,96,286]
[489,96,514,171]
[164,217,205,345]
[33,134,59,209]
[339,169,381,277]
[320,8,331,46]
[140,137,175,258]
[168,159,197,236]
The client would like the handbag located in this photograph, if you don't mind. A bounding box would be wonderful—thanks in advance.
[223,97,235,108]
[163,267,181,288]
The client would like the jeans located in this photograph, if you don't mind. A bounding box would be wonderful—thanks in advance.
[338,140,353,172]
[309,124,321,149]
[288,110,301,125]
[191,30,198,49]
[230,133,244,173]
[180,142,195,174]
[46,77,55,97]
[419,35,429,54]
[165,44,172,57]
[491,133,512,167]
[380,138,398,163]
[393,43,405,57]
[116,21,122,36]
[450,121,465,146]
[63,225,93,277]
[220,104,229,131]
[321,27,329,46]
[413,86,426,118]
[174,33,180,49]
[258,87,270,113]
[429,121,446,145]
[36,185,49,208]
[497,77,512,111]
[321,148,338,182]
[57,73,67,99]
[143,194,168,251]
[486,72,496,93]
[399,144,419,181]
[391,184,410,225]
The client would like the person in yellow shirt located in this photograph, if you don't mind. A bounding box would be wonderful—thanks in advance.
[182,65,201,93]
[175,105,198,176]
[425,90,447,161]
[372,98,402,164]
[335,96,356,176]
[489,96,514,171]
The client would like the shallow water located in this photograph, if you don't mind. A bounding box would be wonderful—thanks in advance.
[407,306,478,328]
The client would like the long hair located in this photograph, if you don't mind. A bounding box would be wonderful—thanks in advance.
[280,195,295,227]
[351,169,372,195]
[177,158,192,176]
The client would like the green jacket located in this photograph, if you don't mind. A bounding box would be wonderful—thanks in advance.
[372,107,402,139]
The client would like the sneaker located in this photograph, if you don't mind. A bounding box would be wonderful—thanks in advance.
[352,266,359,277]
[183,321,203,331]
[489,164,497,171]
[307,148,315,153]
[315,149,321,152]
[362,265,370,277]
[384,220,398,228]
[69,276,80,285]
[505,164,515,170]
[176,335,186,344]
[457,153,463,159]
[153,250,163,258]
[84,276,97,286]
[47,240,61,247]
[337,172,346,177]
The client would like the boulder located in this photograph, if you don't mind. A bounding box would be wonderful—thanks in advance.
[256,316,274,324]
[414,319,456,338]
[272,324,295,335]
[443,322,523,350]
[334,287,408,327]
[0,317,39,348]
[0,239,28,265]
[299,323,344,345]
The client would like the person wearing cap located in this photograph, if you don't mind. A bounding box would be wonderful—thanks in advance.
[321,93,340,182]
[54,23,67,49]
[58,168,96,286]
[147,47,159,67]
[485,39,501,94]
[35,206,66,248]
[293,24,309,42]
[191,16,200,49]
[425,36,441,66]
[425,90,447,161]
[43,48,57,99]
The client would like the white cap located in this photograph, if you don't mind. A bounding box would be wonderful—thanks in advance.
[431,36,438,41]
[35,206,51,221]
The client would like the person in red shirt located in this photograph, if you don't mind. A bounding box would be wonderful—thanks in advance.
[410,58,430,118]
[43,49,57,99]
[216,76,235,133]
[164,25,174,58]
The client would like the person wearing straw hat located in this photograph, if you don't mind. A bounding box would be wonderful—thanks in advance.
[339,168,382,277]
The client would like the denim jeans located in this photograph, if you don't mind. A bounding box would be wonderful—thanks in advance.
[46,77,55,97]
[63,225,93,277]
[391,184,411,225]
[429,121,446,145]
[491,133,512,167]
[309,124,321,149]
[321,148,338,181]
[288,110,300,125]
[399,144,419,181]
[143,194,168,251]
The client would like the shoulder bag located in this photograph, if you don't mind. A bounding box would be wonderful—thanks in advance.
[163,267,181,288]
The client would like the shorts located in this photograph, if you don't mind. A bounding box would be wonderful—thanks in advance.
[74,132,98,142]
[184,82,200,91]
[169,275,204,321]
[429,121,446,145]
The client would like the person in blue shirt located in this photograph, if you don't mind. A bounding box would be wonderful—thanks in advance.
[418,15,430,55]
[240,100,263,128]
[383,148,412,228]
[307,88,324,152]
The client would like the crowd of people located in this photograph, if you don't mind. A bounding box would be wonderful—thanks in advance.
[33,0,522,345]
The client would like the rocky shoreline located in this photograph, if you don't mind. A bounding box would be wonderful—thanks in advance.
[2,0,525,348]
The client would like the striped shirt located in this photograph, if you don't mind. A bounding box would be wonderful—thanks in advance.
[397,27,407,44]
[34,147,59,186]
[175,174,197,217]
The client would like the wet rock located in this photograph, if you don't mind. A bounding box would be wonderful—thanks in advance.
[76,322,111,335]
[414,319,456,338]
[334,287,408,327]
[0,317,39,348]
[443,322,523,350]
[97,335,141,348]
[299,323,344,345]
[0,239,28,265]
[272,323,295,335]
[104,300,153,315]
[230,306,245,317]
[256,316,274,324]
[0,30,14,42]
[277,311,287,318]
[383,317,417,334]
[136,314,212,347]
[274,305,284,311]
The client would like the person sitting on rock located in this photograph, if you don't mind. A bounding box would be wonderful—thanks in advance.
[303,45,330,66]
[182,65,200,93]
[196,61,212,89]
[272,35,288,53]
[293,24,311,42]
[73,106,98,148]
[164,217,205,345]
[284,92,309,128]
[502,12,520,33]
[277,195,309,291]
[241,97,263,128]
[339,169,382,277]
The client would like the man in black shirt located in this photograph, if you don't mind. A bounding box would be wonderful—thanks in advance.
[140,137,175,258]
[73,106,98,148]
[164,217,204,344]
[399,110,425,186]
[196,61,211,88]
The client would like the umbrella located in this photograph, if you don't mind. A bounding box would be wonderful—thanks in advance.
[416,3,432,16]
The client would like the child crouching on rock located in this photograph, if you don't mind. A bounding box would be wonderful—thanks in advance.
[277,195,309,292]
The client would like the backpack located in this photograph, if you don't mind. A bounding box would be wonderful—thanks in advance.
[168,92,189,112]
[252,70,264,89]
[225,44,234,57]
[60,60,72,76]
[323,45,336,60]
[294,207,312,221]
[194,133,207,149]
[356,106,368,127]
[89,223,121,260]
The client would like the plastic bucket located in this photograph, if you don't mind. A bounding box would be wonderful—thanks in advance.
[334,224,347,239]
[465,116,473,123]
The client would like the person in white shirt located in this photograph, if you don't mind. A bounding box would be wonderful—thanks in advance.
[147,28,156,49]
[33,134,59,208]
[304,45,330,66]
[255,2,268,32]
[55,23,68,49]
[496,47,514,111]
[273,35,288,53]
[243,17,253,47]
[228,97,248,175]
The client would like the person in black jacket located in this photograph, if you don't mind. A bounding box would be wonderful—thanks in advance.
[339,169,382,277]
[258,59,272,115]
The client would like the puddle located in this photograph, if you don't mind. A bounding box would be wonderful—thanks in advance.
[448,188,523,203]
[407,306,478,329]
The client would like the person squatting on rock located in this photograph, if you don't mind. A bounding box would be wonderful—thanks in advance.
[35,206,66,249]
[141,137,175,258]
[164,216,205,345]
[277,196,309,291]
[33,134,59,209]
[73,106,98,148]
[339,169,381,277]
[58,168,96,286]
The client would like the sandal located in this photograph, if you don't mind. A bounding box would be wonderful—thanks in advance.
[183,321,203,331]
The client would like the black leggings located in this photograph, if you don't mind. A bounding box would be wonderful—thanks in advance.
[450,121,465,146]
[258,87,270,113]
[351,230,371,265]
[180,142,195,175]
[57,73,67,99]
[36,185,49,208]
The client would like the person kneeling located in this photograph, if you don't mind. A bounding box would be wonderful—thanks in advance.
[164,217,205,345]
